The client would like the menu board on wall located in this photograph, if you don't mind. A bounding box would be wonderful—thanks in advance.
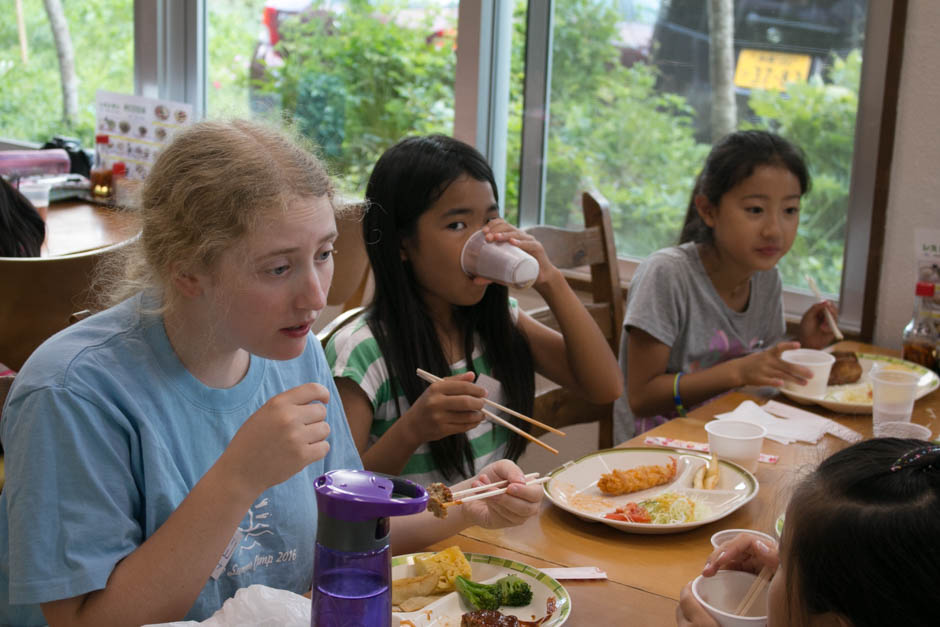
[95,90,193,180]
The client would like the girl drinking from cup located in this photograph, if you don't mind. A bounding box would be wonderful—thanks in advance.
[677,438,940,626]
[0,120,543,626]
[327,134,621,484]
[614,130,838,441]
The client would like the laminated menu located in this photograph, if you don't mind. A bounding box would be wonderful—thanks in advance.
[95,90,193,180]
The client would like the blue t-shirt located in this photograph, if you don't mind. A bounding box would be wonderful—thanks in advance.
[0,294,362,625]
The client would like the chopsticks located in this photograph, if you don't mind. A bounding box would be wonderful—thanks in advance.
[451,471,540,499]
[733,565,773,616]
[415,368,563,454]
[444,475,551,508]
[805,275,844,341]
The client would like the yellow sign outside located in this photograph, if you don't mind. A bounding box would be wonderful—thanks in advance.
[734,48,812,91]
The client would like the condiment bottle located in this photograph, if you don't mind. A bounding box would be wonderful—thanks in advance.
[902,281,939,374]
[90,134,113,198]
[111,161,126,206]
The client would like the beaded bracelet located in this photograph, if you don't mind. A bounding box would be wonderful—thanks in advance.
[673,372,687,417]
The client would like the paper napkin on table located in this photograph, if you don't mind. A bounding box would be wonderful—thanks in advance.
[715,400,862,445]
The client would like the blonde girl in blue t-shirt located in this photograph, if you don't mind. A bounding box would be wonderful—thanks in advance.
[330,135,621,482]
[620,130,839,436]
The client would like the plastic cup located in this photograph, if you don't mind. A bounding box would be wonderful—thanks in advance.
[18,181,52,221]
[710,529,777,550]
[705,420,767,474]
[780,349,836,398]
[870,369,921,436]
[692,570,769,626]
[460,229,539,289]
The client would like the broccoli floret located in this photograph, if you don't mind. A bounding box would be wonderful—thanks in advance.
[495,575,533,607]
[455,575,534,611]
[455,575,501,611]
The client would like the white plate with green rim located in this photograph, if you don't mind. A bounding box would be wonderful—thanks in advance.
[544,448,759,535]
[778,353,939,414]
[391,552,570,626]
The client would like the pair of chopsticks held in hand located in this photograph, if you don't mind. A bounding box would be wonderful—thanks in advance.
[415,368,565,454]
[445,472,550,508]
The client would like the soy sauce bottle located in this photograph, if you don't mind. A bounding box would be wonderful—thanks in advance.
[902,282,939,374]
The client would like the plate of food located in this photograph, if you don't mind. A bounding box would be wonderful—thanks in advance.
[544,448,758,534]
[391,546,569,626]
[779,351,939,414]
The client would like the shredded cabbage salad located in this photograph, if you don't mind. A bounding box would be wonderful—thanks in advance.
[637,492,707,524]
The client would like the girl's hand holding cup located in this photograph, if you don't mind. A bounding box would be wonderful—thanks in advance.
[404,372,487,442]
[469,219,556,288]
[221,383,332,495]
[731,341,812,388]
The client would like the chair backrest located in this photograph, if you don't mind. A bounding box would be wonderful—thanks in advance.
[328,201,372,312]
[0,238,134,372]
[524,190,623,449]
[317,305,365,349]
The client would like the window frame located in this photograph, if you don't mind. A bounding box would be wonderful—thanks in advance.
[126,0,906,339]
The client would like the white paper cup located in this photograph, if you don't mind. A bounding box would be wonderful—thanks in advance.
[710,529,777,550]
[780,349,836,398]
[460,230,539,289]
[874,421,931,440]
[870,369,921,436]
[692,571,768,626]
[705,420,766,474]
[19,181,51,221]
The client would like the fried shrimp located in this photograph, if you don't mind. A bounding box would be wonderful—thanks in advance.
[597,457,678,495]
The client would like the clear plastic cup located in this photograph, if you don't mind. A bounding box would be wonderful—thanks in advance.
[18,181,52,221]
[780,349,836,398]
[460,230,539,289]
[692,570,769,626]
[870,369,921,437]
[705,420,766,474]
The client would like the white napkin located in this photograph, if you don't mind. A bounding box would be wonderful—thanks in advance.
[715,400,862,445]
[143,585,310,627]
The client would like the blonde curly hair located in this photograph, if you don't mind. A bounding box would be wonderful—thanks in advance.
[104,118,333,313]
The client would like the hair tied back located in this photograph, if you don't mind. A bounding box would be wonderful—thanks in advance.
[889,444,940,472]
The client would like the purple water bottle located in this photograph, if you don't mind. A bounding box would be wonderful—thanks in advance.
[311,470,428,627]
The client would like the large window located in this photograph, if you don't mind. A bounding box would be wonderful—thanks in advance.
[206,0,458,195]
[0,0,134,148]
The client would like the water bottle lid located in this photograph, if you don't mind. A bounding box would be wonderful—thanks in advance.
[315,469,428,522]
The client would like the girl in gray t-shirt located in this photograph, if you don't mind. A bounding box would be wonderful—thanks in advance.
[615,131,839,442]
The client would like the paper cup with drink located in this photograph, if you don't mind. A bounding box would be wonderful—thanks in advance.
[460,229,539,289]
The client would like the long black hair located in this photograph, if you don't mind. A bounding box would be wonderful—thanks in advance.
[363,135,535,480]
[678,130,810,245]
[0,178,45,257]
[782,438,940,626]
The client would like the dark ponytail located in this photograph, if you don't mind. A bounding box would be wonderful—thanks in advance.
[678,130,811,245]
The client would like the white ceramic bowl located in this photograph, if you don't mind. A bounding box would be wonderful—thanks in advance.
[710,529,777,550]
[692,570,768,626]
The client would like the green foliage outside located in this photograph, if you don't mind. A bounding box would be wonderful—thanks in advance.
[0,0,133,148]
[257,0,457,192]
[745,51,863,295]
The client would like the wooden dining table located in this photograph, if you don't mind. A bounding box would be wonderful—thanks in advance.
[427,341,940,624]
[41,200,141,257]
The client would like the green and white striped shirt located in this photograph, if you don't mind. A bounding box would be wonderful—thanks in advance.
[325,301,520,486]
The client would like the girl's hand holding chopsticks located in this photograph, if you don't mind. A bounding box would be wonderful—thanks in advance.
[404,371,489,443]
[444,460,544,529]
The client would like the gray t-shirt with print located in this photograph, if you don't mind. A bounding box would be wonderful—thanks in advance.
[613,242,786,443]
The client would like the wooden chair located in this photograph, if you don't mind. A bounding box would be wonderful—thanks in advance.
[524,190,624,449]
[317,305,365,349]
[0,238,134,372]
[328,202,372,312]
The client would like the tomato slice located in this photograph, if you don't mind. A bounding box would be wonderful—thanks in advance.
[605,502,652,523]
